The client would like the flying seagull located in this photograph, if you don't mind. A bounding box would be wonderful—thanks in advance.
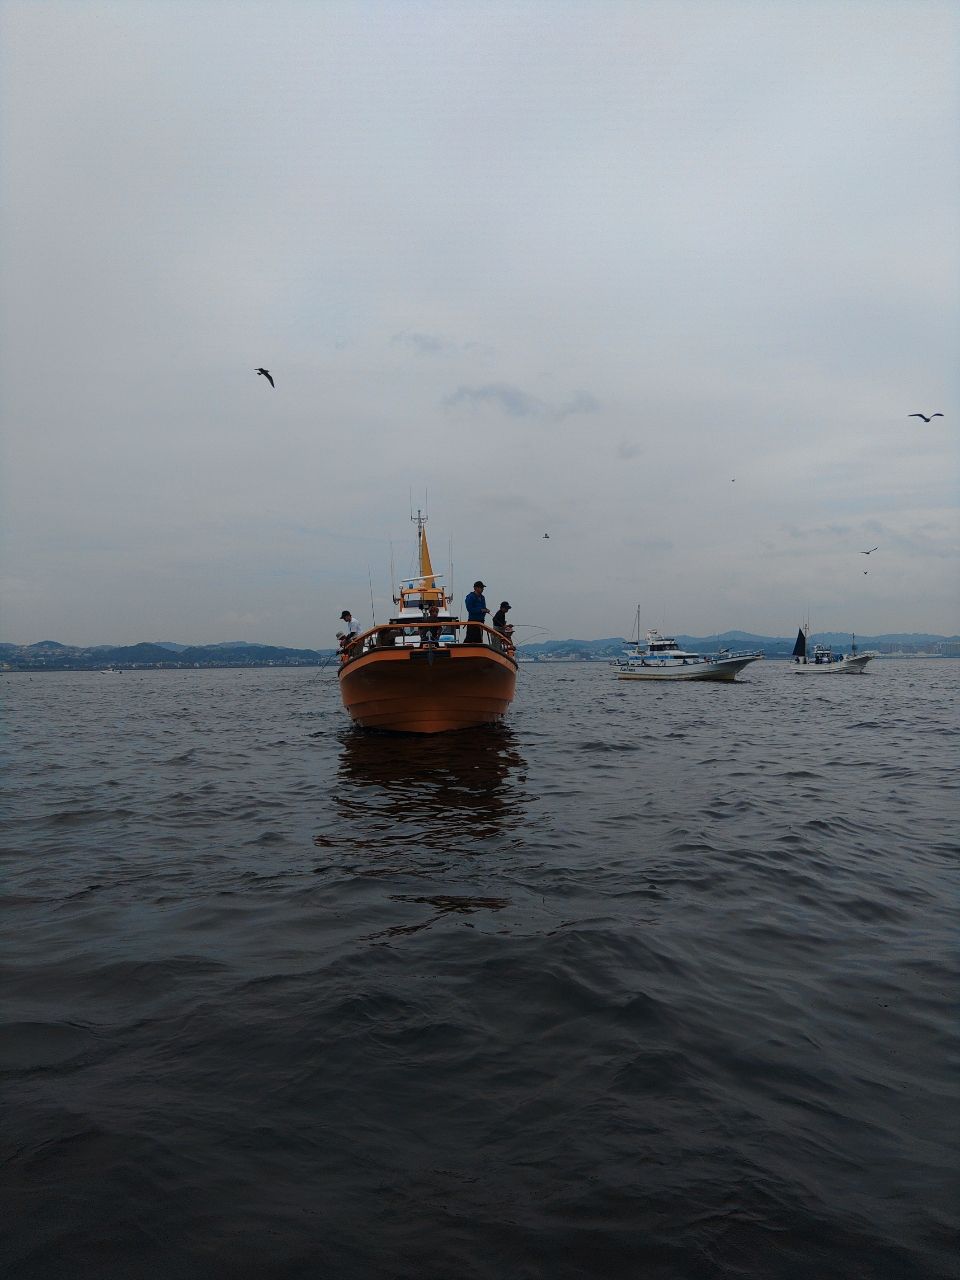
[542,533,550,539]
[861,547,878,555]
[908,412,942,422]
[255,367,275,388]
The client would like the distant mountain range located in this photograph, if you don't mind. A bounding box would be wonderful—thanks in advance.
[1,631,957,671]
[0,641,335,670]
[517,632,959,659]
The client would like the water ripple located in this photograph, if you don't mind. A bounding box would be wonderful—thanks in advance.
[1,662,957,1279]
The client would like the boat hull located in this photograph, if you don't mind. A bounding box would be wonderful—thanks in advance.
[339,646,517,732]
[616,655,762,682]
[792,654,876,674]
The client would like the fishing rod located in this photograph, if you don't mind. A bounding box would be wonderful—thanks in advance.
[314,650,340,674]
[512,624,551,650]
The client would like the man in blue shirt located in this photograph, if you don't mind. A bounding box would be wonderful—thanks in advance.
[464,580,488,643]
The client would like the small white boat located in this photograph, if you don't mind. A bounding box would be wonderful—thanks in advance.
[615,625,763,682]
[790,627,878,674]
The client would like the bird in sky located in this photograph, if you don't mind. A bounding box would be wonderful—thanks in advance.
[863,570,869,575]
[861,547,878,555]
[543,533,550,539]
[908,412,942,422]
[255,367,275,388]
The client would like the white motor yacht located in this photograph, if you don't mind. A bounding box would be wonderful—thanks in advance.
[615,627,763,682]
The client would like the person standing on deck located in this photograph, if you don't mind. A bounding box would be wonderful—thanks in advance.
[337,610,362,653]
[492,602,513,642]
[464,581,488,644]
[423,603,441,646]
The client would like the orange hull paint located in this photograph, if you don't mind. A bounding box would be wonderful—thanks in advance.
[339,646,517,733]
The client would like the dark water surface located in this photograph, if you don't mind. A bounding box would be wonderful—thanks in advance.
[2,662,957,1279]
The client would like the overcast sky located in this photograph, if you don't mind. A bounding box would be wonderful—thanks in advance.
[1,0,957,647]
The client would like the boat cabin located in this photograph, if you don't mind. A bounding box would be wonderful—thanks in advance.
[624,630,701,661]
[645,631,688,655]
[339,525,515,664]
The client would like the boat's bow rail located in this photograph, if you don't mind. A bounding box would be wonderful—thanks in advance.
[339,619,516,667]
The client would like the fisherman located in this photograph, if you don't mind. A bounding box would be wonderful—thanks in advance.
[492,601,513,641]
[464,580,488,644]
[337,609,362,652]
[423,602,441,646]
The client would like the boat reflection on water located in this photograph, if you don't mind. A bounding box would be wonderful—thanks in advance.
[333,724,528,854]
[320,727,530,937]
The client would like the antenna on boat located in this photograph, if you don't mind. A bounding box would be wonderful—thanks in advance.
[390,540,396,604]
[412,506,426,574]
[368,565,377,625]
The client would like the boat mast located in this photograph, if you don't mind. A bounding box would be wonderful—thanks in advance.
[398,508,447,613]
[414,508,432,581]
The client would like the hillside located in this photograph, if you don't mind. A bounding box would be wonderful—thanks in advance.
[0,641,334,670]
[1,631,956,671]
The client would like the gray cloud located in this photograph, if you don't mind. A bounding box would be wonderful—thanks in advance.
[443,384,601,421]
[444,384,546,418]
[392,331,454,355]
[617,440,643,460]
[555,391,600,421]
[392,333,495,359]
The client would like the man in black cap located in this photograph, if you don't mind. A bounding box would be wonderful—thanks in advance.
[464,581,488,644]
[492,601,513,642]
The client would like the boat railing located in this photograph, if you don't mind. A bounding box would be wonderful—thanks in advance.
[339,620,516,664]
[616,647,764,666]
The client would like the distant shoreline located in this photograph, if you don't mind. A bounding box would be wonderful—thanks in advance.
[2,631,958,672]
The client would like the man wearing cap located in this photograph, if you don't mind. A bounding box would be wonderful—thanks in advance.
[337,609,362,652]
[492,601,513,642]
[464,581,488,644]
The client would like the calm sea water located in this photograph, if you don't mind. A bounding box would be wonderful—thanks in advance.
[1,661,957,1280]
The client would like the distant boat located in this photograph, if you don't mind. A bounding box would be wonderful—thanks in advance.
[615,615,763,682]
[337,510,517,732]
[791,626,878,674]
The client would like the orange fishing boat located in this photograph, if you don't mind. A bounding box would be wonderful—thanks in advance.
[338,513,517,733]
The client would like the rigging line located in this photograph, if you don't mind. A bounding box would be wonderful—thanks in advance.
[367,565,376,626]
